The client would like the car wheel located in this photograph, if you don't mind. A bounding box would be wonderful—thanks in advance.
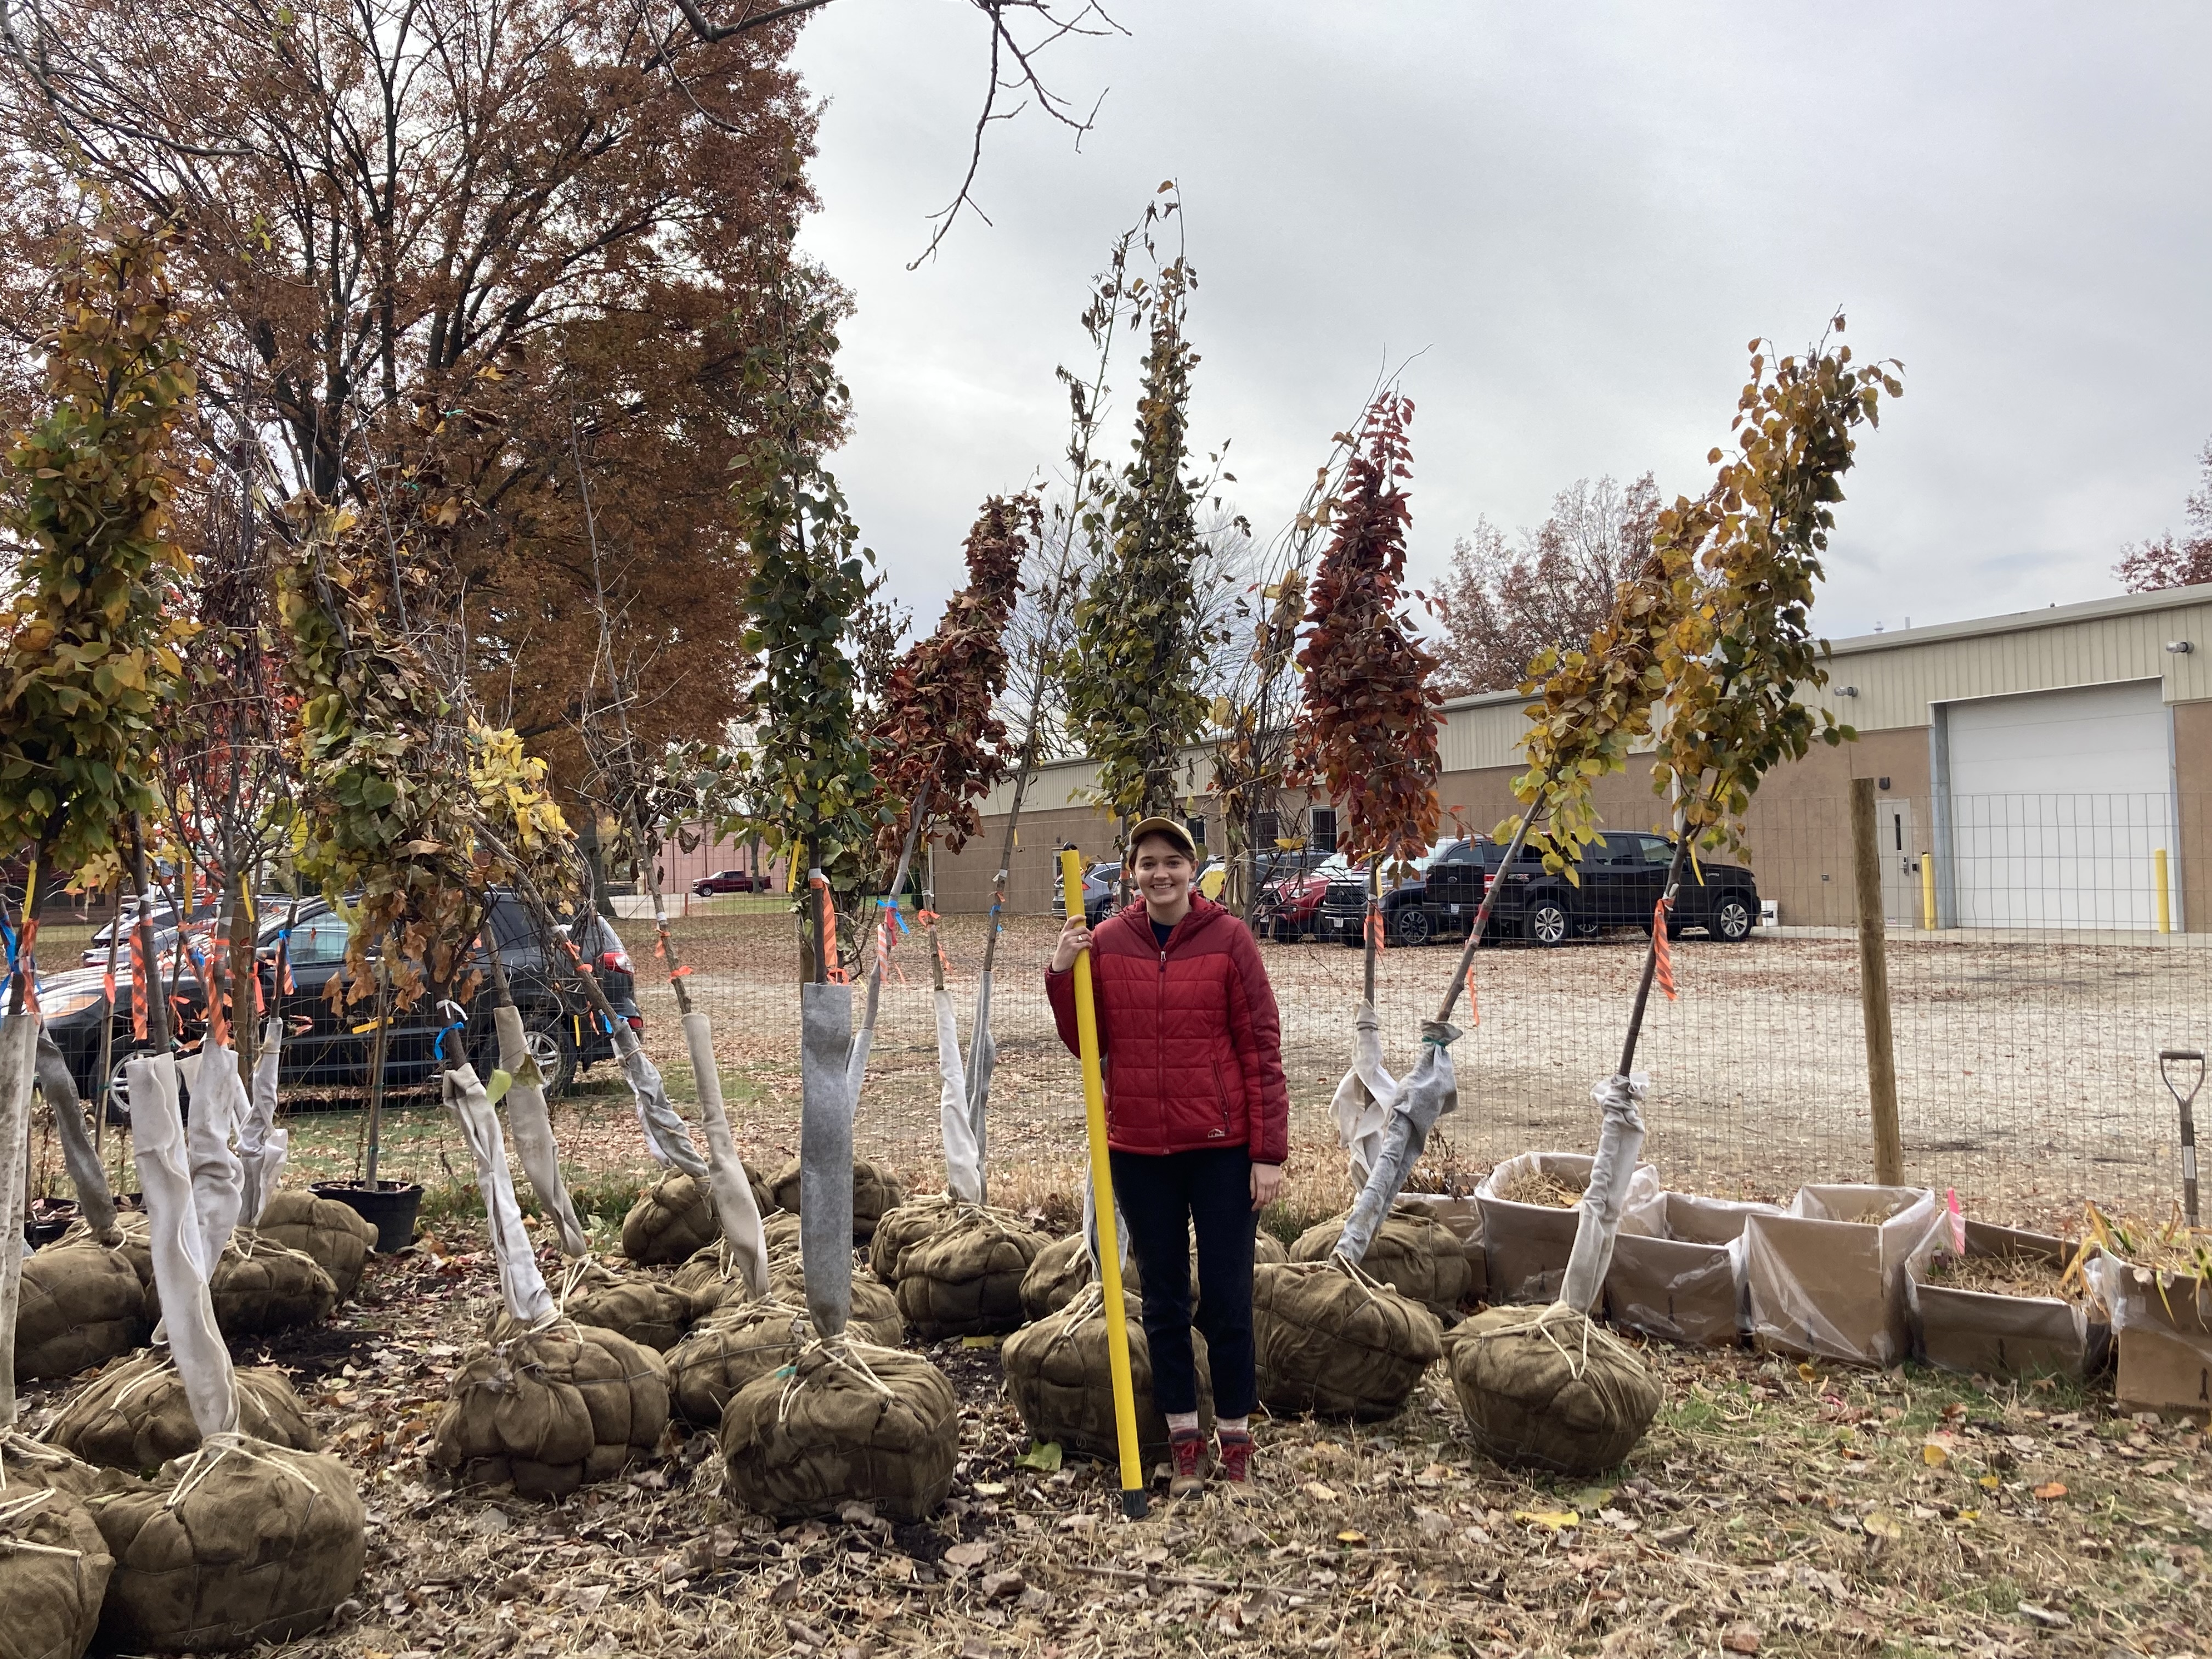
[518,1015,580,1096]
[1712,895,1754,943]
[103,1045,188,1125]
[1525,899,1570,946]
[1392,906,1434,947]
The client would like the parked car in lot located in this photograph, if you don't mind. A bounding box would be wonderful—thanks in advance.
[1311,839,1469,946]
[693,868,769,896]
[1319,831,1762,947]
[1255,854,1357,940]
[43,891,641,1111]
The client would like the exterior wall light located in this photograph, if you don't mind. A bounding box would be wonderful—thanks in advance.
[1836,685,1860,697]
[2166,641,2194,654]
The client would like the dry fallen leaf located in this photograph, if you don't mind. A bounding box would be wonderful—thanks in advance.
[2032,1481,2069,1501]
[1722,1623,1762,1654]
[1513,1510,1581,1531]
[1303,1481,1340,1503]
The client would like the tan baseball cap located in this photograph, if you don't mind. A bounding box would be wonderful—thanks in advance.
[1125,816,1198,862]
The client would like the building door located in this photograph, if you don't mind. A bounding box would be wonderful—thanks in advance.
[1943,679,2174,929]
[1876,797,1917,927]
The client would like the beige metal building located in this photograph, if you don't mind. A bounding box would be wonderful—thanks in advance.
[939,583,2212,932]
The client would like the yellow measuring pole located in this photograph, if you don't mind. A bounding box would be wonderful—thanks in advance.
[1921,854,1937,932]
[1060,848,1148,1520]
[2155,848,2172,934]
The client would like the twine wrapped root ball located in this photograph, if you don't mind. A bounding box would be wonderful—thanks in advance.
[47,1352,319,1470]
[768,1266,905,1348]
[867,1195,964,1283]
[621,1172,721,1266]
[1447,1306,1661,1477]
[769,1158,905,1244]
[0,1476,112,1659]
[1002,1285,1211,1465]
[1290,1211,1471,1318]
[720,1340,957,1523]
[252,1190,379,1300]
[201,1234,339,1336]
[665,1297,814,1429]
[559,1265,696,1352]
[1253,1260,1443,1423]
[891,1209,1045,1342]
[57,1211,155,1298]
[431,1321,671,1500]
[14,1240,150,1380]
[92,1435,366,1653]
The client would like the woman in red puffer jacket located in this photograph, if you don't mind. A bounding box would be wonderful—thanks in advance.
[1047,816,1289,1497]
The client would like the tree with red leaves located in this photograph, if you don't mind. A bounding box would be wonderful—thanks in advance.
[1291,392,1443,1002]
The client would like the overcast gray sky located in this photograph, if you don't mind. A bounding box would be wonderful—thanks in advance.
[790,1,2212,642]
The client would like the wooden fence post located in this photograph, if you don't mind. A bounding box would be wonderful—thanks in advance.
[1852,778,1906,1186]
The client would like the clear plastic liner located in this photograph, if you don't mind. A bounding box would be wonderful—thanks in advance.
[1742,1185,1943,1365]
[1475,1151,1666,1308]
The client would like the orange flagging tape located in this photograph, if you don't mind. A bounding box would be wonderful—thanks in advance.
[810,874,848,983]
[1652,896,1678,1001]
[129,930,150,1041]
[1364,908,1387,955]
[1465,963,1480,1027]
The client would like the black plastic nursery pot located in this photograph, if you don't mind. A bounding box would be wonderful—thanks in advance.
[314,1179,424,1254]
[24,1196,77,1248]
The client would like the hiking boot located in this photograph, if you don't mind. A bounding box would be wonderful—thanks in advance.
[1217,1429,1255,1486]
[1168,1429,1210,1497]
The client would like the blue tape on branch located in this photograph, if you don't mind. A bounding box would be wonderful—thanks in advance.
[436,1019,467,1061]
[876,897,910,936]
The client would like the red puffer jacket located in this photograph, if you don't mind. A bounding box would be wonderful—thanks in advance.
[1046,895,1290,1165]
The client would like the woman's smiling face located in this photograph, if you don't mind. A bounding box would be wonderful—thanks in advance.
[1129,836,1195,918]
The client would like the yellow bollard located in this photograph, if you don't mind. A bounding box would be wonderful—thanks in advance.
[2155,848,2171,934]
[1921,854,1936,932]
[1060,848,1149,1519]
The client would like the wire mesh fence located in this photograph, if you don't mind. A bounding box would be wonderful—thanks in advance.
[638,792,2212,1231]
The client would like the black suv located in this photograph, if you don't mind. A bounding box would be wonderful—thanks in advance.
[1421,832,1759,946]
[42,892,640,1109]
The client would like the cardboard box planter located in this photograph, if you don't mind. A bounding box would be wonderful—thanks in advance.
[1906,1221,2109,1383]
[2084,1255,2212,1418]
[1607,1194,1783,1348]
[1742,1186,1943,1366]
[1474,1152,1663,1308]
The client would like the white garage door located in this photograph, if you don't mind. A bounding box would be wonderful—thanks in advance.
[1945,679,2174,929]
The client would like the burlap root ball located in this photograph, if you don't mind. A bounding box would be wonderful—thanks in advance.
[720,1341,957,1522]
[1254,1232,1289,1267]
[893,1209,1045,1341]
[766,1266,905,1348]
[1447,1306,1661,1477]
[620,1172,721,1266]
[48,1352,320,1471]
[0,1477,112,1659]
[55,1212,155,1299]
[1291,1211,1473,1318]
[665,1298,815,1429]
[867,1196,964,1284]
[1001,1286,1211,1465]
[14,1241,150,1380]
[558,1265,695,1352]
[1018,1233,1149,1322]
[431,1322,671,1500]
[1253,1261,1443,1422]
[93,1439,365,1653]
[252,1190,379,1300]
[200,1233,340,1336]
[768,1158,906,1244]
[671,1242,749,1318]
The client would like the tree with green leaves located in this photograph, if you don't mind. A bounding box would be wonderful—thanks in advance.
[0,220,198,1420]
[1062,256,1217,834]
[723,284,881,983]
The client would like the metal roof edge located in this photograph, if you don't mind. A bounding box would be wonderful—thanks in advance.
[1822,583,2212,657]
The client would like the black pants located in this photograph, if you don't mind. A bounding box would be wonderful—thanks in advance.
[1109,1146,1257,1420]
